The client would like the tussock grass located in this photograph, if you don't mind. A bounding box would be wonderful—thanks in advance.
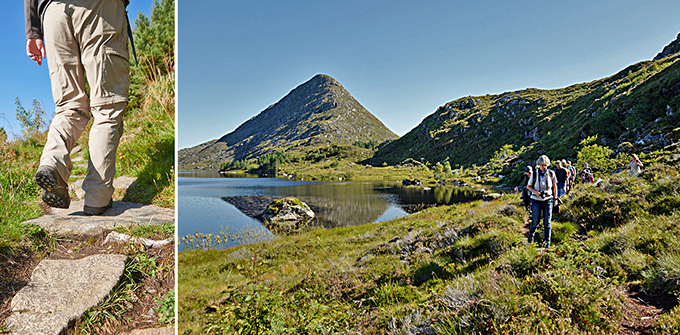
[0,132,49,254]
[180,155,680,334]
[72,243,175,334]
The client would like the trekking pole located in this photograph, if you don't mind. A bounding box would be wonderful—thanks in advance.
[126,11,138,66]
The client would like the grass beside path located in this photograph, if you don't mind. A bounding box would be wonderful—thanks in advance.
[0,66,175,334]
[179,162,680,334]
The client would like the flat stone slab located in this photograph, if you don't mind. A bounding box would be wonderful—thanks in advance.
[23,200,174,235]
[128,326,175,335]
[71,176,138,199]
[5,254,128,335]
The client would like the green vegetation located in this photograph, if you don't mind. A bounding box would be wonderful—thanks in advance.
[0,126,48,254]
[113,222,175,240]
[0,0,174,255]
[72,239,174,334]
[218,144,440,183]
[0,1,175,332]
[180,145,680,334]
[369,55,680,186]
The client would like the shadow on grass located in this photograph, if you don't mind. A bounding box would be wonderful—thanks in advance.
[123,137,174,205]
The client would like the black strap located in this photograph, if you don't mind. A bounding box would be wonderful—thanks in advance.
[532,169,553,192]
[125,10,138,65]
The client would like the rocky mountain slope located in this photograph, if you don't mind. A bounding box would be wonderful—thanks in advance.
[369,35,680,168]
[655,33,680,60]
[179,74,398,169]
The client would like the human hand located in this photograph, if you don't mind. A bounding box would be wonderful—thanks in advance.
[27,38,45,65]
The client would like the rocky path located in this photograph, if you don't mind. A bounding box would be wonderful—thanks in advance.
[4,175,175,335]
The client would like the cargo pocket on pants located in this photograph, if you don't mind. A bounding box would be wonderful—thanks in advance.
[98,46,130,103]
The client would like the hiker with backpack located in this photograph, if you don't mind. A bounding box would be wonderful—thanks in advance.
[555,160,569,197]
[628,154,643,177]
[581,163,595,184]
[514,166,533,215]
[526,155,559,248]
[25,0,131,215]
[566,160,576,192]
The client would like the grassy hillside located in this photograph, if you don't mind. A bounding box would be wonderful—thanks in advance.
[179,155,680,334]
[369,55,680,177]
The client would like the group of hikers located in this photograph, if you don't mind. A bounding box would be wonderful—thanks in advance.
[514,154,643,248]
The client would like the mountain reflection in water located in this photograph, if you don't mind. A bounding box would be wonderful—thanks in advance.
[178,170,481,248]
[223,184,480,228]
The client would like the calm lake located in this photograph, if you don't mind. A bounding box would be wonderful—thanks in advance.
[178,170,481,249]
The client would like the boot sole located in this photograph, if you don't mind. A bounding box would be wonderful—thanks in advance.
[36,168,70,209]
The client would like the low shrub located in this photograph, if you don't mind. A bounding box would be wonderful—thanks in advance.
[613,248,651,280]
[496,245,540,278]
[366,281,423,307]
[642,252,680,295]
[562,189,643,232]
[521,268,623,334]
[587,215,680,259]
[467,215,522,236]
[639,164,680,184]
[650,195,680,215]
[650,305,680,335]
[453,228,523,268]
[551,220,578,245]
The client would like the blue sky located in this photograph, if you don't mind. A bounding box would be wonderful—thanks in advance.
[178,0,680,149]
[0,1,154,140]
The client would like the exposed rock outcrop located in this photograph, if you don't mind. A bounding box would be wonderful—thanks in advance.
[654,33,680,60]
[261,197,315,234]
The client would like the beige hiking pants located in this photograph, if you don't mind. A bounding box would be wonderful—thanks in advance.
[40,0,129,207]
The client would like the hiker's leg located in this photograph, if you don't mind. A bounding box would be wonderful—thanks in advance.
[75,0,129,108]
[75,0,129,208]
[543,200,553,248]
[40,1,91,182]
[82,103,125,208]
[529,200,541,244]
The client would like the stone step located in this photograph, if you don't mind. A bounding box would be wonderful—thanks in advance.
[22,200,174,235]
[70,176,138,200]
[5,254,128,335]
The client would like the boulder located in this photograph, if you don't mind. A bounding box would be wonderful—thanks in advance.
[261,197,315,234]
[482,193,502,201]
[402,178,423,186]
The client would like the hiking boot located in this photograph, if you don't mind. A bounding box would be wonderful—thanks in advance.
[84,198,113,216]
[35,166,71,209]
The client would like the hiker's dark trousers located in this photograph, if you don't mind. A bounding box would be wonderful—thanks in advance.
[529,199,553,248]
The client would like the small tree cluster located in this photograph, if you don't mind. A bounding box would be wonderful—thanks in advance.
[14,97,45,139]
[433,161,452,181]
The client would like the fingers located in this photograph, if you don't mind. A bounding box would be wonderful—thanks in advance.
[26,38,46,66]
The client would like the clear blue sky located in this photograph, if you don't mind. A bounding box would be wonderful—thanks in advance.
[178,0,680,149]
[0,0,154,140]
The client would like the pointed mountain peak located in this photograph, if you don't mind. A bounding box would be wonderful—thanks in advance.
[287,74,345,97]
[178,74,398,169]
[309,73,339,84]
